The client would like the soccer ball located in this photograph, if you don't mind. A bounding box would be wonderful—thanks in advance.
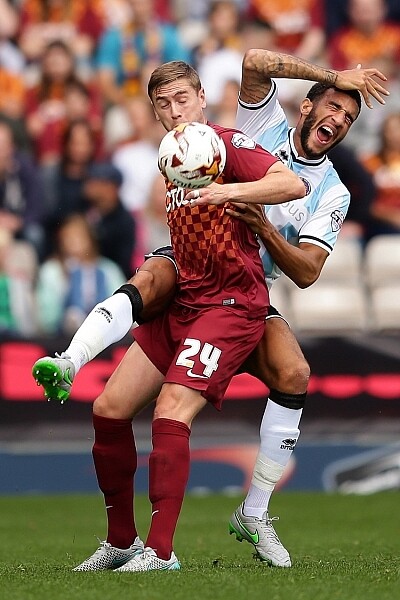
[158,122,226,189]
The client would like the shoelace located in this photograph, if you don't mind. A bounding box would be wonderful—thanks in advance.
[93,540,110,555]
[264,516,282,545]
[55,351,72,361]
[78,540,109,565]
[139,548,156,561]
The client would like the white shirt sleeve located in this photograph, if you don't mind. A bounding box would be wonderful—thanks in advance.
[299,183,350,253]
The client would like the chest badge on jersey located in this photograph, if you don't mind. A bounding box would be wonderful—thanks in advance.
[331,209,345,232]
[231,133,256,149]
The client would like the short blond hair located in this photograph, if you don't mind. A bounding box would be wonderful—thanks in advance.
[147,61,202,102]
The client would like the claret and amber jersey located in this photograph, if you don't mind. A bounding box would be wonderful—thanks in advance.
[164,123,278,319]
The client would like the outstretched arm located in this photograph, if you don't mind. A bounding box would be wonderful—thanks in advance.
[241,49,389,109]
[187,161,306,207]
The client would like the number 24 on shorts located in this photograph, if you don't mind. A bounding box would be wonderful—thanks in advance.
[176,338,222,378]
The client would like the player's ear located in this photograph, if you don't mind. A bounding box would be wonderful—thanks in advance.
[300,98,313,116]
[199,87,207,109]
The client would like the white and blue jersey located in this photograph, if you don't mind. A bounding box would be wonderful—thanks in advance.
[236,80,350,289]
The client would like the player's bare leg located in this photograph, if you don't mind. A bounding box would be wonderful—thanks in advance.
[229,315,309,567]
[75,341,165,571]
[32,255,177,402]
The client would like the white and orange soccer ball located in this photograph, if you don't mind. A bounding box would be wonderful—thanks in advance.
[158,121,226,189]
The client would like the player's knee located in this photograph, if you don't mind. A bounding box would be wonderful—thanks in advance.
[93,392,113,418]
[131,267,156,300]
[154,385,205,426]
[273,359,310,394]
[153,394,184,422]
[93,391,129,420]
[136,258,177,303]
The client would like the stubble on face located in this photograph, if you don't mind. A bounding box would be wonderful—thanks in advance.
[300,107,346,160]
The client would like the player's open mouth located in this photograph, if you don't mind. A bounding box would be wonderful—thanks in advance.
[316,125,334,144]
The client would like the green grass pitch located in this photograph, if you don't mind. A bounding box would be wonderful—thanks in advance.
[0,492,399,600]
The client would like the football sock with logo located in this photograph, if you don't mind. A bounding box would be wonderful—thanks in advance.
[146,418,191,560]
[92,414,138,549]
[243,399,302,518]
[64,293,135,374]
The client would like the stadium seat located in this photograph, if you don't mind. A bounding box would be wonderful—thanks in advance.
[317,237,363,283]
[364,234,400,288]
[370,285,400,332]
[289,282,369,334]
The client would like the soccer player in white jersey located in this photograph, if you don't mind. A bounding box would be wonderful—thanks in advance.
[32,50,388,569]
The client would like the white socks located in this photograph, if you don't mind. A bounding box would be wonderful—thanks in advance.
[64,293,134,374]
[243,399,302,518]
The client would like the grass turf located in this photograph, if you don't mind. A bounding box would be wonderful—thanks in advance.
[0,492,399,600]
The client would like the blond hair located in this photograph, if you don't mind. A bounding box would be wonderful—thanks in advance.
[147,61,202,101]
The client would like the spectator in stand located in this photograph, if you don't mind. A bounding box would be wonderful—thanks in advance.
[0,226,38,338]
[83,162,136,278]
[328,0,400,156]
[193,1,243,62]
[18,0,105,81]
[25,40,103,166]
[143,171,171,253]
[100,0,134,30]
[324,0,400,41]
[329,0,400,76]
[208,78,240,128]
[0,62,26,133]
[101,0,173,28]
[111,94,162,210]
[36,213,125,336]
[173,0,247,23]
[63,79,104,158]
[111,94,164,264]
[96,0,190,113]
[0,120,45,259]
[0,0,29,149]
[362,112,400,238]
[194,1,243,113]
[248,0,326,62]
[0,0,25,75]
[239,18,311,126]
[41,119,97,253]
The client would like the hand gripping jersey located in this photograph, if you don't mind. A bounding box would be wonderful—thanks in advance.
[236,80,351,289]
[164,123,277,319]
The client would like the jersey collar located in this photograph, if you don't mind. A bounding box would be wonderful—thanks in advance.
[288,128,328,167]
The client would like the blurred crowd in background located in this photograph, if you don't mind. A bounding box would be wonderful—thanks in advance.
[1,0,400,338]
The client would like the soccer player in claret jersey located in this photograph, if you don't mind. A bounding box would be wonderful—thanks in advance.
[33,60,304,573]
[33,55,388,569]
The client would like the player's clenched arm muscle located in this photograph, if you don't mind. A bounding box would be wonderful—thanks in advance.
[187,128,306,207]
[187,161,305,208]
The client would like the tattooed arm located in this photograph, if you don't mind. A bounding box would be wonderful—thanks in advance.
[240,49,389,109]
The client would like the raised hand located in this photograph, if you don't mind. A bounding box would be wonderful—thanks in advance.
[335,65,390,109]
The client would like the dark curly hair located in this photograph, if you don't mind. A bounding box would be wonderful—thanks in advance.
[306,83,362,116]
